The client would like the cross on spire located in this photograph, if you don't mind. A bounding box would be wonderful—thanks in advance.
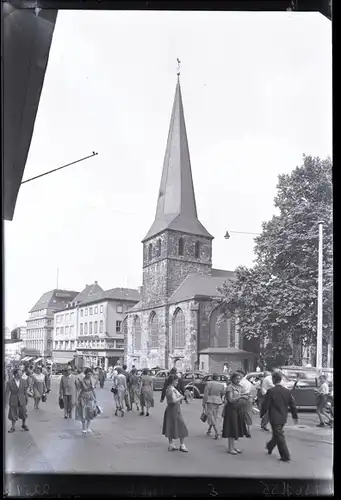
[177,58,181,77]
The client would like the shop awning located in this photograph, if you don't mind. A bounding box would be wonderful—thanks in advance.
[3,4,58,220]
[53,357,74,364]
[21,356,34,362]
[199,348,256,358]
[33,358,43,364]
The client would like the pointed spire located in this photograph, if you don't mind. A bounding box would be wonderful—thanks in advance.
[143,75,213,242]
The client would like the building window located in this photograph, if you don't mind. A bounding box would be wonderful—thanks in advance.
[60,327,64,335]
[90,307,93,315]
[134,316,142,350]
[70,312,74,320]
[89,322,93,334]
[94,321,98,334]
[84,323,88,334]
[80,323,83,335]
[70,325,74,334]
[66,314,70,322]
[56,316,60,324]
[56,327,60,336]
[149,312,158,349]
[116,321,122,333]
[148,243,152,261]
[100,320,103,333]
[178,237,184,256]
[100,305,103,313]
[85,309,88,316]
[156,238,161,257]
[173,308,185,348]
[195,241,200,259]
[116,305,123,313]
[80,310,83,317]
[65,326,70,334]
[95,306,98,314]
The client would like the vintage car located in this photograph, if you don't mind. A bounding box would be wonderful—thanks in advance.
[185,373,230,399]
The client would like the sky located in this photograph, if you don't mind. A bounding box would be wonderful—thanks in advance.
[4,10,332,329]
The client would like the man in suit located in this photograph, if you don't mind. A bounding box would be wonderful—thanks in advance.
[260,371,298,462]
[5,368,30,433]
[59,366,77,419]
[160,367,187,403]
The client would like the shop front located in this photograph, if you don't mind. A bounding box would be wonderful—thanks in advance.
[77,349,124,371]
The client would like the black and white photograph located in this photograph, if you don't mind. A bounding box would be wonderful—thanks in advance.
[4,4,333,493]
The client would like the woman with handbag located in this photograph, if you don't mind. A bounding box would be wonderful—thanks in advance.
[222,372,249,455]
[162,374,189,452]
[140,368,154,417]
[32,367,47,410]
[75,368,98,434]
[202,373,225,439]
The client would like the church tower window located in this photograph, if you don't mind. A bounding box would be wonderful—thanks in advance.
[173,308,185,348]
[178,237,184,256]
[156,238,161,257]
[195,241,200,259]
[148,243,153,261]
[149,311,158,348]
[134,315,141,350]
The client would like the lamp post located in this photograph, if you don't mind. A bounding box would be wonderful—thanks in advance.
[316,221,324,378]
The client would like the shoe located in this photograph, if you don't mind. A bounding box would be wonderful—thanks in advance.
[227,449,237,455]
[168,444,179,451]
[317,423,325,428]
[22,425,29,431]
[327,421,333,427]
[179,445,188,453]
[68,415,72,419]
[87,429,92,433]
[261,426,269,432]
[82,430,87,434]
[245,433,251,438]
[234,448,242,454]
[279,458,291,463]
[266,444,272,455]
[140,412,144,416]
[146,412,150,416]
[64,416,68,419]
[8,428,15,433]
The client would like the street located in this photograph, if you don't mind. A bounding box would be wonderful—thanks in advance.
[5,379,333,479]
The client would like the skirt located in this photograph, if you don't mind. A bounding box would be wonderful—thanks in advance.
[129,386,140,405]
[75,398,97,422]
[140,389,154,409]
[316,394,328,411]
[222,402,248,440]
[8,404,28,422]
[162,402,188,440]
[244,399,253,426]
[113,389,125,410]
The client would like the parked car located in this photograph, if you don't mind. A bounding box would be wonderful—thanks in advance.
[151,370,185,391]
[186,373,230,399]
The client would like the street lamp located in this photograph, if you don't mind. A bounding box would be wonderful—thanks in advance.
[316,221,324,377]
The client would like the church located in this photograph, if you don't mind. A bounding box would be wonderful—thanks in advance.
[125,76,258,374]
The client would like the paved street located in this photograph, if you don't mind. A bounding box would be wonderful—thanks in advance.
[5,379,333,479]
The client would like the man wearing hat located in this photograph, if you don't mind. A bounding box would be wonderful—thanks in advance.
[160,367,187,403]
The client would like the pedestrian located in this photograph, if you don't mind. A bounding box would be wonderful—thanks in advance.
[315,375,333,428]
[260,371,298,462]
[45,365,51,393]
[202,372,225,439]
[98,368,106,389]
[112,367,127,417]
[259,370,274,431]
[161,367,186,403]
[140,368,154,416]
[223,363,229,374]
[121,364,131,411]
[128,368,141,412]
[75,367,98,434]
[32,367,47,410]
[254,374,265,410]
[162,374,189,452]
[221,372,249,455]
[59,366,77,419]
[236,370,253,438]
[5,368,30,433]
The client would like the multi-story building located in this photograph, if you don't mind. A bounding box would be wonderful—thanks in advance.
[52,282,140,369]
[26,289,79,361]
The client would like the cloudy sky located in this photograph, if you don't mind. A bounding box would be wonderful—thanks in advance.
[4,10,332,329]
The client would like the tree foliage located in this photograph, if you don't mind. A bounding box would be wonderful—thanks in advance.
[218,156,333,366]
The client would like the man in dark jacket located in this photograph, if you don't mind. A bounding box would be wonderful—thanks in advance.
[160,367,187,403]
[260,371,298,462]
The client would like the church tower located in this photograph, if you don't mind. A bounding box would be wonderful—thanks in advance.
[141,76,214,309]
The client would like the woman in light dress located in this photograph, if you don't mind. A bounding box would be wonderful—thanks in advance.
[32,367,47,410]
[222,372,249,455]
[75,367,98,434]
[162,374,189,452]
[140,368,154,417]
[202,373,225,439]
[112,367,127,417]
[128,368,141,412]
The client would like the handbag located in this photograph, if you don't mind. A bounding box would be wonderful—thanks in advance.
[200,411,207,423]
[59,397,64,409]
[27,388,34,398]
[42,394,47,403]
[111,387,118,395]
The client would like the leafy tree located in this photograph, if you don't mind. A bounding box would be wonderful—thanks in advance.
[218,156,333,366]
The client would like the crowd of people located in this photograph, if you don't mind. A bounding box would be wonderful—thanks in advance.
[5,361,333,461]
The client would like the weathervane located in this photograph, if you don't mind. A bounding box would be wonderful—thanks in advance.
[177,58,181,77]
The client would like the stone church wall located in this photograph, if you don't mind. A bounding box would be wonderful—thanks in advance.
[168,300,198,372]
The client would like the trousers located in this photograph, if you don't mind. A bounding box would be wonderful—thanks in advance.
[267,423,290,461]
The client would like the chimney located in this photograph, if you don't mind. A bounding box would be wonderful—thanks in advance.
[138,286,144,295]
[94,281,98,285]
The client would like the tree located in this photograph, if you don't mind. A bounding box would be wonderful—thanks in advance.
[218,156,333,366]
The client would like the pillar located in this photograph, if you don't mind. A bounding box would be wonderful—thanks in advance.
[104,357,108,371]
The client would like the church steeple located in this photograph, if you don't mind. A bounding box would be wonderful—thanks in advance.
[142,75,213,242]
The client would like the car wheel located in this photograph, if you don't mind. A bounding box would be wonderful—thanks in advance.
[186,386,200,399]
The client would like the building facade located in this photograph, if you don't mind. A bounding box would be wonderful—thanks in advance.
[125,77,257,373]
[52,283,140,369]
[26,289,79,360]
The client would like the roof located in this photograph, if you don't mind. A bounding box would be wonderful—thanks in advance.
[3,4,58,220]
[169,271,236,304]
[199,347,256,358]
[30,289,79,313]
[127,301,143,313]
[78,287,141,307]
[143,78,213,242]
[73,282,104,304]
